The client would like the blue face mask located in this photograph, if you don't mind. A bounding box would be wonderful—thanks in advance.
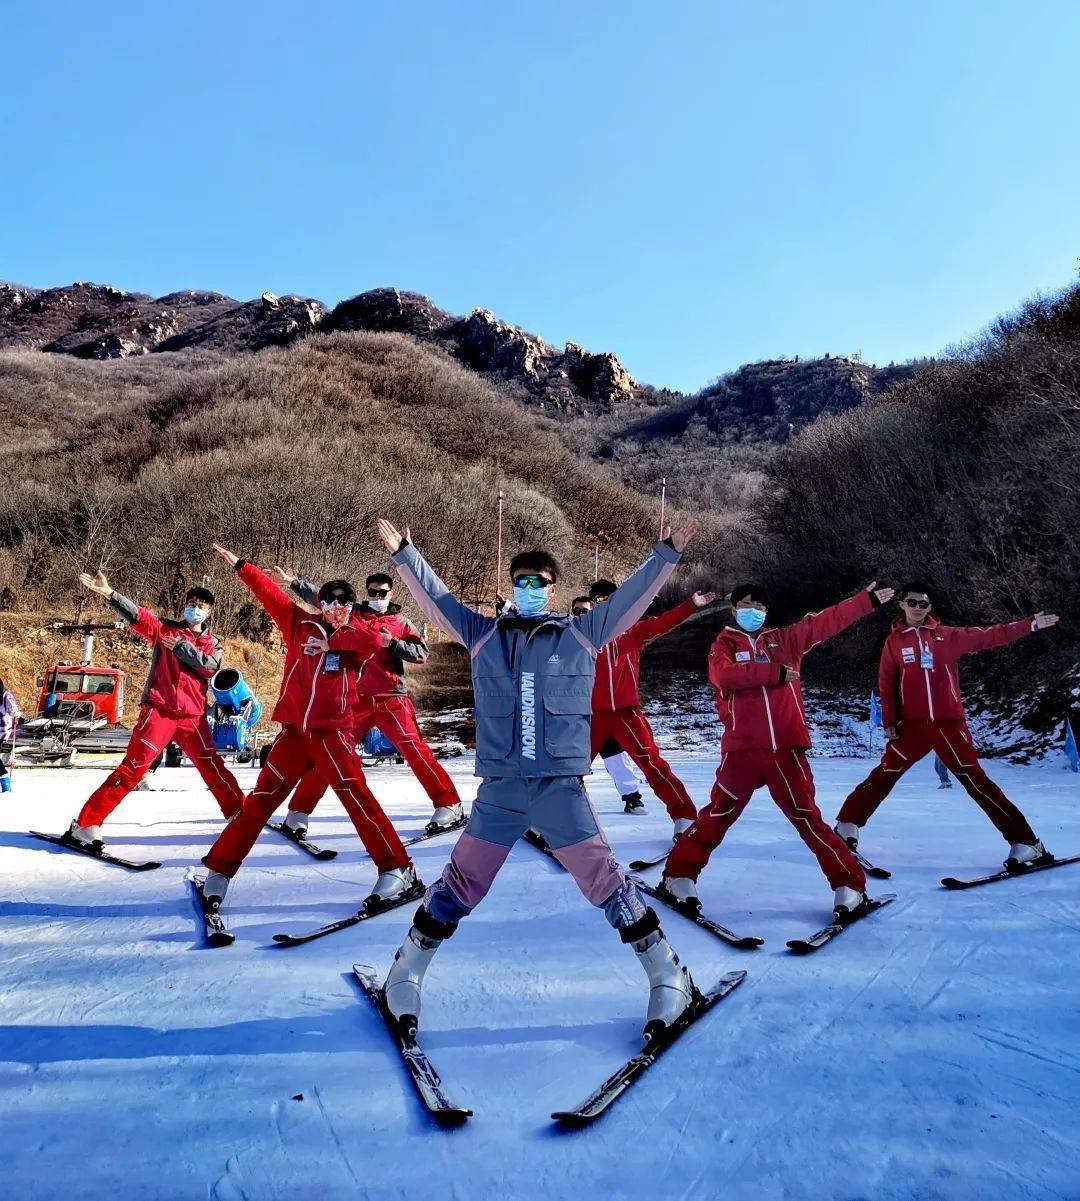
[183,605,209,626]
[513,584,550,616]
[735,607,766,633]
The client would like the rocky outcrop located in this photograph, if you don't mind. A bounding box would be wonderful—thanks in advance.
[328,287,453,339]
[1,278,638,407]
[154,292,327,353]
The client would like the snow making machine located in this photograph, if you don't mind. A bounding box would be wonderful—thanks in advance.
[206,667,263,764]
[15,621,133,765]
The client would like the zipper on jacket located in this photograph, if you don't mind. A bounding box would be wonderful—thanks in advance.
[917,631,935,720]
[747,632,778,752]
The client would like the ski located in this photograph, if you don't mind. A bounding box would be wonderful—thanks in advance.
[188,873,235,947]
[266,820,338,860]
[630,876,764,949]
[401,815,467,848]
[854,849,892,880]
[941,853,1080,890]
[351,965,471,1126]
[28,830,162,871]
[522,831,762,949]
[271,881,426,946]
[628,845,673,872]
[552,971,747,1127]
[787,893,897,955]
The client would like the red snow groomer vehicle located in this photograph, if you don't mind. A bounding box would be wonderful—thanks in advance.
[20,621,134,765]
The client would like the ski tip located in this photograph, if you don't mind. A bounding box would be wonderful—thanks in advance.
[721,970,748,984]
[271,933,297,944]
[433,1107,472,1126]
[551,1111,593,1128]
[315,849,338,860]
[786,940,813,954]
[940,877,963,888]
[735,937,765,949]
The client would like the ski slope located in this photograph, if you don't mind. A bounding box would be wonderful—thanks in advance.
[1,754,1077,1201]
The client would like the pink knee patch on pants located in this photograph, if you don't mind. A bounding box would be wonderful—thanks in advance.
[440,833,512,910]
[553,834,626,906]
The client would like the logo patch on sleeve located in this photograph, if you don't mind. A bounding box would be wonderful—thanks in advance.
[735,650,751,662]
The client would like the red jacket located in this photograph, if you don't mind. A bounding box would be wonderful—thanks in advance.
[594,596,699,712]
[709,590,875,752]
[237,563,379,732]
[108,590,221,718]
[290,582,428,700]
[878,614,1036,727]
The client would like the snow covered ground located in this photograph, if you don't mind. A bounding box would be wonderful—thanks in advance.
[1,752,1078,1201]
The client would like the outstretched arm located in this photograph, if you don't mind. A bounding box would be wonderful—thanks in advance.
[577,521,697,650]
[624,592,714,651]
[946,613,1059,657]
[213,544,297,636]
[80,570,163,643]
[378,519,493,650]
[784,583,893,658]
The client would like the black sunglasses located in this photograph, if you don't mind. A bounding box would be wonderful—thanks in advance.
[902,598,931,609]
[368,587,392,598]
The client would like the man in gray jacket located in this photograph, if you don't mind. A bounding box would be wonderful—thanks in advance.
[376,516,702,1046]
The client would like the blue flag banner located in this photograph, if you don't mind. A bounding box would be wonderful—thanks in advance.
[1065,720,1079,773]
[869,692,883,731]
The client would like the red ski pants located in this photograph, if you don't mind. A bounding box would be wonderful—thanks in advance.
[203,725,411,877]
[590,707,696,821]
[77,705,244,826]
[836,719,1036,844]
[666,748,865,890]
[288,695,459,815]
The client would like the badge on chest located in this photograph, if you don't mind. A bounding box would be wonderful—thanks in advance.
[324,653,341,673]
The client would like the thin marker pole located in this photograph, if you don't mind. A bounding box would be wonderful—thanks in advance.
[658,477,667,538]
[496,490,504,599]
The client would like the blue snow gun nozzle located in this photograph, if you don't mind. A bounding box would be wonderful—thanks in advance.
[211,668,255,715]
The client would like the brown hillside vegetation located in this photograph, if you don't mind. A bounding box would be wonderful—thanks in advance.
[0,332,718,632]
[744,284,1080,740]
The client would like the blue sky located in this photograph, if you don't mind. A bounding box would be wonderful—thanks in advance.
[2,1,1078,392]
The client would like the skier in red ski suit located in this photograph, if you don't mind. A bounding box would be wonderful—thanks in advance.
[664,581,894,918]
[64,570,244,851]
[588,581,715,829]
[279,569,462,839]
[835,580,1059,867]
[200,545,415,910]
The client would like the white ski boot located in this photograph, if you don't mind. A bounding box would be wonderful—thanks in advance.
[673,817,694,837]
[660,875,700,913]
[283,809,309,836]
[634,930,695,1045]
[366,864,419,907]
[832,886,867,922]
[202,871,230,910]
[63,820,102,852]
[1005,839,1048,869]
[834,821,860,851]
[424,802,463,834]
[384,925,443,1039]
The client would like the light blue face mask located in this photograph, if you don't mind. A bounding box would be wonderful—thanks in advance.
[183,605,209,626]
[513,584,550,616]
[735,606,766,633]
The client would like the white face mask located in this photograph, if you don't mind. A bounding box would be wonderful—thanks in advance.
[367,596,390,614]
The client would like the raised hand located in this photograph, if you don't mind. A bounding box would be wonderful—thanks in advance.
[78,570,112,598]
[692,590,717,608]
[272,565,297,586]
[867,582,895,605]
[1033,612,1060,630]
[667,519,698,552]
[212,543,239,567]
[376,518,411,554]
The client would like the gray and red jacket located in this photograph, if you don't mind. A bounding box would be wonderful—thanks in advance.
[108,590,221,719]
[878,614,1037,728]
[593,596,698,712]
[291,581,427,699]
[236,563,379,732]
[709,589,875,753]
